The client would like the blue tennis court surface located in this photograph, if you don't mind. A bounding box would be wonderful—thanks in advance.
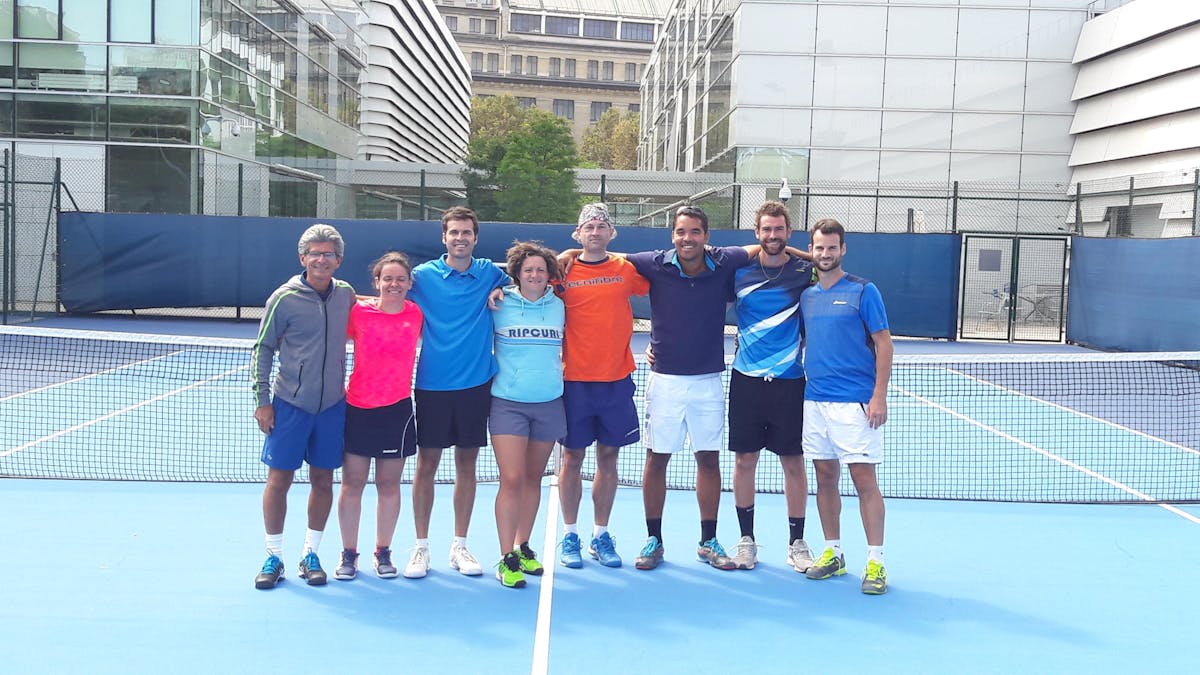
[1,479,1197,674]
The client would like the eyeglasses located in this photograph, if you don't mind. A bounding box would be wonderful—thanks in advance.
[304,251,338,261]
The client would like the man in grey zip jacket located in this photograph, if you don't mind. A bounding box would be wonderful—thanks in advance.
[251,224,356,590]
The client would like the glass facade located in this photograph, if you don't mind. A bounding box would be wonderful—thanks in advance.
[0,0,367,217]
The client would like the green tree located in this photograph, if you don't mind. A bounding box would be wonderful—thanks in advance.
[580,108,640,170]
[462,96,580,222]
[494,111,580,223]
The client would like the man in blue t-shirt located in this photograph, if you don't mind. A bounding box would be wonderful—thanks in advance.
[727,201,816,574]
[799,218,893,595]
[403,206,507,580]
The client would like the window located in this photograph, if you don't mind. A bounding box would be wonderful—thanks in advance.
[471,52,483,71]
[628,103,640,113]
[602,61,613,81]
[525,56,537,75]
[552,99,574,120]
[583,18,616,39]
[487,53,499,72]
[625,63,637,82]
[509,54,521,74]
[445,15,458,31]
[549,57,560,77]
[545,16,577,36]
[587,60,598,80]
[469,17,481,33]
[510,13,539,33]
[516,97,536,109]
[485,19,497,35]
[564,59,576,78]
[621,21,655,42]
[590,101,611,122]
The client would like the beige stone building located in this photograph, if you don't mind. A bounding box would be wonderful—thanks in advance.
[432,0,671,141]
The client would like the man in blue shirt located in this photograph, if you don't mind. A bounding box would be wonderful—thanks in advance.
[403,206,507,580]
[800,218,893,595]
[727,201,816,573]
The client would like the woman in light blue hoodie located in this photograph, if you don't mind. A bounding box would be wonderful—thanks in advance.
[490,241,566,588]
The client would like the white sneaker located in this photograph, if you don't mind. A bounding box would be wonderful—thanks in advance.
[403,546,430,579]
[449,542,483,576]
[787,539,815,573]
[732,535,758,570]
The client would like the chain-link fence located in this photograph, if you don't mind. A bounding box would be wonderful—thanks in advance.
[1071,168,1200,238]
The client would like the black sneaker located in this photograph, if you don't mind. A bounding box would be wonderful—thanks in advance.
[299,551,327,586]
[255,554,284,589]
[374,547,399,578]
[334,549,358,581]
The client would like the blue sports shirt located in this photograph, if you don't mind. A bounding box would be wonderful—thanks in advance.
[732,254,814,379]
[800,273,889,402]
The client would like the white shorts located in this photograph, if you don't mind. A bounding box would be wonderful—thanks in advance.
[644,372,725,454]
[802,401,884,464]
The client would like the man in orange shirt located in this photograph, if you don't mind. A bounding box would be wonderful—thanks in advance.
[554,203,649,569]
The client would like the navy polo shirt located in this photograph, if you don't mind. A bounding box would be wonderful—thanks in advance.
[627,245,750,375]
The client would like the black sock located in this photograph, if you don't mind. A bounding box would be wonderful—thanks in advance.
[700,519,717,543]
[647,518,663,542]
[789,517,806,543]
[736,505,755,539]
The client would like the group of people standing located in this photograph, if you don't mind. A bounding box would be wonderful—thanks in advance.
[249,200,893,595]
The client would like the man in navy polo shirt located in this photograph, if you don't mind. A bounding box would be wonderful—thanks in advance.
[403,206,507,580]
[624,206,753,571]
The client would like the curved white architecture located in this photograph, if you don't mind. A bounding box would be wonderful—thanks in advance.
[360,0,472,162]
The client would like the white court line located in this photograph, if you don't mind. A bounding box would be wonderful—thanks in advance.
[0,349,192,403]
[942,367,1200,457]
[894,384,1200,526]
[531,464,561,675]
[0,363,250,458]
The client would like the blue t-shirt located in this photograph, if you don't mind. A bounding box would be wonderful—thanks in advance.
[732,254,814,379]
[627,245,750,375]
[492,286,565,403]
[801,273,889,402]
[409,255,507,391]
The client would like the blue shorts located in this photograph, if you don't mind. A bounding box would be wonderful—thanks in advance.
[261,397,346,471]
[561,376,640,450]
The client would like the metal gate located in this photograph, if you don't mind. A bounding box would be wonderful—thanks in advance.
[959,235,1068,342]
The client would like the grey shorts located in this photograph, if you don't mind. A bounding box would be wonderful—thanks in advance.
[489,397,567,443]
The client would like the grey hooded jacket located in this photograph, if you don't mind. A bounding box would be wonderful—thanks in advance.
[252,274,356,413]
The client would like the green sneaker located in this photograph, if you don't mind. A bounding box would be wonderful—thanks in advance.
[861,560,888,595]
[518,543,545,576]
[804,547,847,580]
[496,552,527,589]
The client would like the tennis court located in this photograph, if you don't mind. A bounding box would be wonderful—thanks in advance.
[2,320,1198,673]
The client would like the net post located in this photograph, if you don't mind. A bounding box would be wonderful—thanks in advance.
[1,147,8,325]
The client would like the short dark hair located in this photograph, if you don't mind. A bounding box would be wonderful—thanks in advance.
[442,206,479,234]
[674,204,709,232]
[505,240,561,284]
[755,201,791,230]
[370,250,412,279]
[811,218,845,245]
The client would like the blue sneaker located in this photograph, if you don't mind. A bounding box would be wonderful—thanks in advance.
[588,532,622,568]
[559,532,583,568]
[298,551,327,586]
[255,554,284,589]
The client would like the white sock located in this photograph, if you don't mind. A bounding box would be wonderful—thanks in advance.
[453,536,468,548]
[592,525,608,539]
[265,533,283,558]
[564,523,579,535]
[828,540,842,555]
[867,546,884,563]
[415,538,429,550]
[303,528,323,555]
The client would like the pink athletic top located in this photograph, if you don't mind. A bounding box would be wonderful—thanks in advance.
[346,298,423,408]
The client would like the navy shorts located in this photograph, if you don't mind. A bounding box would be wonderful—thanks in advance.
[561,376,640,450]
[414,380,491,449]
[727,370,805,456]
[344,398,417,459]
[261,397,346,471]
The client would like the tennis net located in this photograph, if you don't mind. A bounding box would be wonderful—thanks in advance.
[2,325,1198,503]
